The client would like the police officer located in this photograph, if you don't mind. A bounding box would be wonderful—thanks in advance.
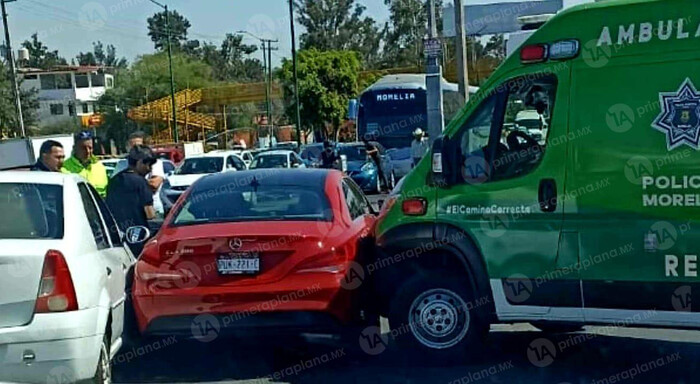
[61,131,109,197]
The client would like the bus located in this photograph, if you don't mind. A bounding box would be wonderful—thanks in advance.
[350,74,478,149]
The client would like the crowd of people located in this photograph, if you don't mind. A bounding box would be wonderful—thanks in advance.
[31,131,160,253]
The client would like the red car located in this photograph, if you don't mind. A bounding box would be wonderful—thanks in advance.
[131,169,378,339]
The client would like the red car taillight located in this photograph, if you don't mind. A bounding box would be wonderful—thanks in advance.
[35,250,78,313]
[295,247,349,274]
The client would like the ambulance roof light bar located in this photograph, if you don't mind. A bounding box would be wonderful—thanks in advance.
[520,39,579,64]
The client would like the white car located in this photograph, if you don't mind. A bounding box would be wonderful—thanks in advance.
[0,172,136,384]
[231,150,255,168]
[250,150,306,169]
[161,151,247,212]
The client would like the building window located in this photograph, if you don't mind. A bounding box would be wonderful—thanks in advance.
[81,103,89,114]
[24,74,38,80]
[106,77,113,89]
[40,74,56,90]
[75,74,89,88]
[56,74,72,89]
[50,104,64,115]
[91,73,105,87]
[68,103,75,116]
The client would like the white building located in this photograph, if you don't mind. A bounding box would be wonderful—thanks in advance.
[19,66,114,129]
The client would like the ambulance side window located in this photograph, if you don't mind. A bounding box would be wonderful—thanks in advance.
[456,74,558,184]
[491,75,558,181]
[456,93,499,184]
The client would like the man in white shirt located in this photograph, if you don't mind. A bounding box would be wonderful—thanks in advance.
[114,132,166,216]
[410,128,429,167]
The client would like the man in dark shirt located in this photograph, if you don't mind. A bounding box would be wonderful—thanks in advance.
[107,145,157,254]
[320,140,340,169]
[31,140,65,172]
[362,138,387,191]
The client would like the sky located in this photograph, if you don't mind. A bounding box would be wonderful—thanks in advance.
[3,0,591,68]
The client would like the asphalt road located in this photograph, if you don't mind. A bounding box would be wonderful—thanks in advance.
[112,322,700,384]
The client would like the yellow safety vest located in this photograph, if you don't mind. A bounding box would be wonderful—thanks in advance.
[61,156,109,197]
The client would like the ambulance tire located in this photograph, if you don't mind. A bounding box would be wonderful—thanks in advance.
[389,272,488,364]
[532,322,584,334]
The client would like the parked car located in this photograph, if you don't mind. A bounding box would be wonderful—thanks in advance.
[250,150,306,169]
[231,149,255,168]
[339,142,396,194]
[160,152,247,214]
[386,147,412,180]
[100,158,121,179]
[300,143,324,167]
[274,141,299,151]
[153,147,184,165]
[129,169,378,342]
[0,172,135,384]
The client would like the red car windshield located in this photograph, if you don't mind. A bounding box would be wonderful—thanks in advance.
[170,185,332,226]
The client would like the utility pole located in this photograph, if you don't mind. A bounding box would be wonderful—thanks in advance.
[425,0,444,145]
[265,39,278,148]
[289,0,302,147]
[165,5,178,143]
[261,41,269,127]
[1,0,25,137]
[454,0,470,102]
[148,0,178,143]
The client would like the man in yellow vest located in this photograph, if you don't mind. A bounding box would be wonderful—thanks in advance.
[62,131,109,197]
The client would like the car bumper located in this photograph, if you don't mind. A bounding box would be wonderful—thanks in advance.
[0,308,105,384]
[132,267,360,338]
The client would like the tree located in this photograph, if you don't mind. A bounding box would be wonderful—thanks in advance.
[295,0,383,68]
[97,52,213,143]
[381,0,443,69]
[0,61,39,136]
[187,34,264,82]
[279,49,361,139]
[76,42,128,68]
[21,33,67,69]
[147,10,191,51]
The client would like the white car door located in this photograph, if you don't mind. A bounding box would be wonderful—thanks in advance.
[77,183,130,347]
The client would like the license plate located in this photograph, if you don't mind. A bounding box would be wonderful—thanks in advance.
[217,253,260,275]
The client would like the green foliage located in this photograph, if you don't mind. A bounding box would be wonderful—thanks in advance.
[187,34,264,82]
[21,33,67,69]
[0,61,39,137]
[381,0,443,69]
[76,41,128,68]
[148,10,191,51]
[295,0,383,68]
[279,49,361,139]
[32,119,82,136]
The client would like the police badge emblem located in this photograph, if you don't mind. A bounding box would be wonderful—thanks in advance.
[652,78,700,151]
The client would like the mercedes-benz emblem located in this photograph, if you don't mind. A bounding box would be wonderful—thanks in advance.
[229,238,243,250]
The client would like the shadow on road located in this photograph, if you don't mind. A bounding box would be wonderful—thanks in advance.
[113,327,700,384]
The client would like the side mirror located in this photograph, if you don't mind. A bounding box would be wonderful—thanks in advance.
[124,226,151,245]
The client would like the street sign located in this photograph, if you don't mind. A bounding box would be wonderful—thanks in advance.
[424,38,443,58]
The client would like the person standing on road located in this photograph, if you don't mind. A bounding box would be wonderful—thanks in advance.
[362,137,387,192]
[411,128,429,168]
[320,140,340,169]
[114,132,166,216]
[61,131,109,197]
[31,140,65,172]
[107,145,157,254]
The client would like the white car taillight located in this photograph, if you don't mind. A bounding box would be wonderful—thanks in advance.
[35,250,78,313]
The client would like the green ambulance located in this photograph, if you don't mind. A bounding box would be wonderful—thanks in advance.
[372,0,700,359]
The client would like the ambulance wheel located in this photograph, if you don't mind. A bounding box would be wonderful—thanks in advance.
[389,272,488,364]
[532,322,584,333]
